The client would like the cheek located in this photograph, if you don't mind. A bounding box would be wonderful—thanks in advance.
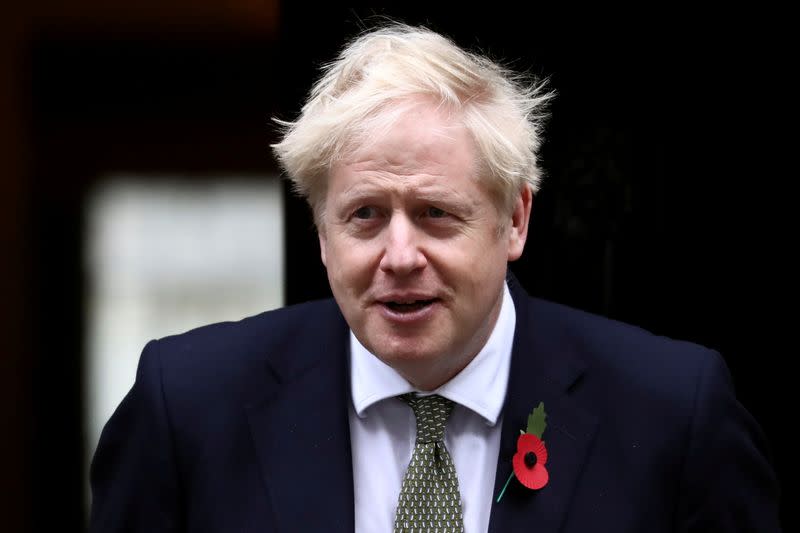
[443,234,506,275]
[444,241,508,302]
[326,241,376,291]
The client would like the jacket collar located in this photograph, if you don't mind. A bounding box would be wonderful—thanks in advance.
[245,300,355,533]
[488,272,599,533]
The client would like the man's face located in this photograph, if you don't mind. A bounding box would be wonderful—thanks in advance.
[319,103,531,390]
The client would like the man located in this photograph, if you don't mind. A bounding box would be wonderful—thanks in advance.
[89,24,781,532]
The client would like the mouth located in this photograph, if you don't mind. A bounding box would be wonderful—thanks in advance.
[382,299,439,313]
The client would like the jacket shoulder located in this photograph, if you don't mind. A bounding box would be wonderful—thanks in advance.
[137,298,344,399]
[523,295,723,402]
[155,297,340,356]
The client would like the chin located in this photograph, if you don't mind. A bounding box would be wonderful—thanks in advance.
[387,342,461,375]
[369,336,442,365]
[373,342,434,364]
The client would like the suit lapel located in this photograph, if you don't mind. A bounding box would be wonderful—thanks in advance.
[245,303,355,533]
[489,276,599,533]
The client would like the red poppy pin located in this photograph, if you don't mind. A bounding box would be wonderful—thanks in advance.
[496,401,549,502]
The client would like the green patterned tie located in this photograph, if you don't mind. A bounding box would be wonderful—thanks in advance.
[394,394,464,533]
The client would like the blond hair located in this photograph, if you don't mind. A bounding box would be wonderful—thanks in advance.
[271,23,553,223]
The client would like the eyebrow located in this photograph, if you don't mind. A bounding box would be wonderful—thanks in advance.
[333,187,481,223]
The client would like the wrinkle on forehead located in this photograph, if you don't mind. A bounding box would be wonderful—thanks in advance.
[322,99,507,225]
[336,173,483,210]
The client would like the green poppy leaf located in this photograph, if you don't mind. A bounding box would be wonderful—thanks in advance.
[526,402,547,438]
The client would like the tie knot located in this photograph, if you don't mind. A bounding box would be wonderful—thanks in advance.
[399,394,454,443]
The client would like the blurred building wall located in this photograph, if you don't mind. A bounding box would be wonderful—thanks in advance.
[1,3,278,531]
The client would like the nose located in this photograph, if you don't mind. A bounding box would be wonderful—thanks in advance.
[379,213,427,276]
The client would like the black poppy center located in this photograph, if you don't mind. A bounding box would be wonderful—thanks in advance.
[524,451,537,468]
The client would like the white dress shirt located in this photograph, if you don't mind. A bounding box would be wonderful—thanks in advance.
[349,283,516,532]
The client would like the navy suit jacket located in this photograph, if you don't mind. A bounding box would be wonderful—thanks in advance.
[89,276,781,532]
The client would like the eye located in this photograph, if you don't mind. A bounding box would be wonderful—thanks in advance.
[353,206,377,219]
[426,206,448,219]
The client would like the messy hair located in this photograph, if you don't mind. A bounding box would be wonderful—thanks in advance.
[271,23,553,224]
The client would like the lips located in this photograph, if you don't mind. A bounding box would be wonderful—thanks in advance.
[376,294,441,323]
[384,299,437,312]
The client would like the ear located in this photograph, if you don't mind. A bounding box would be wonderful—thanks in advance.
[507,185,533,261]
[318,228,328,267]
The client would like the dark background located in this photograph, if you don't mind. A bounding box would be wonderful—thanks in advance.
[1,4,791,531]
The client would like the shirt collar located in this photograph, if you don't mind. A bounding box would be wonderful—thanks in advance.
[350,282,516,426]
